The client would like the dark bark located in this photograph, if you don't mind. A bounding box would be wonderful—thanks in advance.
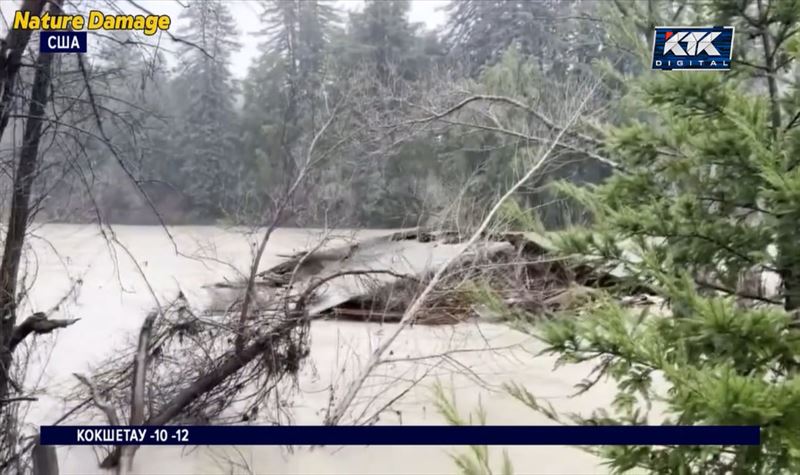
[0,47,54,408]
[9,313,79,352]
[101,314,307,469]
[32,439,59,475]
[754,0,798,311]
[756,0,781,135]
[778,228,800,311]
[0,0,48,139]
[783,274,800,311]
[130,312,157,426]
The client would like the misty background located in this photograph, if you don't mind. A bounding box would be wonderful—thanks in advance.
[0,0,613,228]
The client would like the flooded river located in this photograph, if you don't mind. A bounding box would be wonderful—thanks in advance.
[20,224,611,474]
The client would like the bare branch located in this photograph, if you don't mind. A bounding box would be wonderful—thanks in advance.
[74,373,121,427]
[399,93,604,147]
[325,73,606,426]
[99,313,308,469]
[125,0,214,59]
[0,0,48,137]
[120,310,158,473]
[233,98,345,353]
[0,396,37,405]
[130,311,157,426]
[9,312,79,352]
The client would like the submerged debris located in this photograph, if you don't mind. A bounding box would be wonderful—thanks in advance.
[210,228,637,325]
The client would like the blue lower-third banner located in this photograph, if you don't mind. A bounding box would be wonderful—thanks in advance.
[39,425,760,446]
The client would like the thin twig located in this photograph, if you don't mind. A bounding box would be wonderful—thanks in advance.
[325,72,606,426]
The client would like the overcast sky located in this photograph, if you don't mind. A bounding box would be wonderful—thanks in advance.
[0,0,449,77]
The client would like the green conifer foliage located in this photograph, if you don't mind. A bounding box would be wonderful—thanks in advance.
[514,1,800,472]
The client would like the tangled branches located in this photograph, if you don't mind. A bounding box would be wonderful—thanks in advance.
[63,289,312,470]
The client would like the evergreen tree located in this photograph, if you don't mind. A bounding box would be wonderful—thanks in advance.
[258,0,339,133]
[172,0,242,220]
[328,0,445,226]
[430,48,612,229]
[240,51,291,206]
[444,0,604,76]
[342,0,440,84]
[510,0,800,472]
[240,0,339,209]
[94,35,177,222]
[32,33,179,223]
[437,0,617,229]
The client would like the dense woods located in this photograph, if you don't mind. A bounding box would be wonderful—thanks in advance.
[1,0,800,473]
[20,0,616,228]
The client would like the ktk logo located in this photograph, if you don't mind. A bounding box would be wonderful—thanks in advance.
[652,26,734,71]
[663,31,721,56]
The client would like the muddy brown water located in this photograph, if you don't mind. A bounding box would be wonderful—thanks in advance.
[20,224,613,474]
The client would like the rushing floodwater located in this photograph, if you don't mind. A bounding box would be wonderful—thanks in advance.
[19,224,612,474]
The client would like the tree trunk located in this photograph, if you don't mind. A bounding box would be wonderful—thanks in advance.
[0,47,54,409]
[778,229,800,311]
[0,0,47,139]
[102,315,306,469]
[32,441,59,475]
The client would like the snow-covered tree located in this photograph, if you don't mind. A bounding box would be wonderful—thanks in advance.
[171,0,242,220]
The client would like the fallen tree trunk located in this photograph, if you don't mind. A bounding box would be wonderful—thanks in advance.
[31,439,58,475]
[100,311,308,469]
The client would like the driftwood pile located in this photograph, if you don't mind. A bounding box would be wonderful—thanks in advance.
[210,228,628,325]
